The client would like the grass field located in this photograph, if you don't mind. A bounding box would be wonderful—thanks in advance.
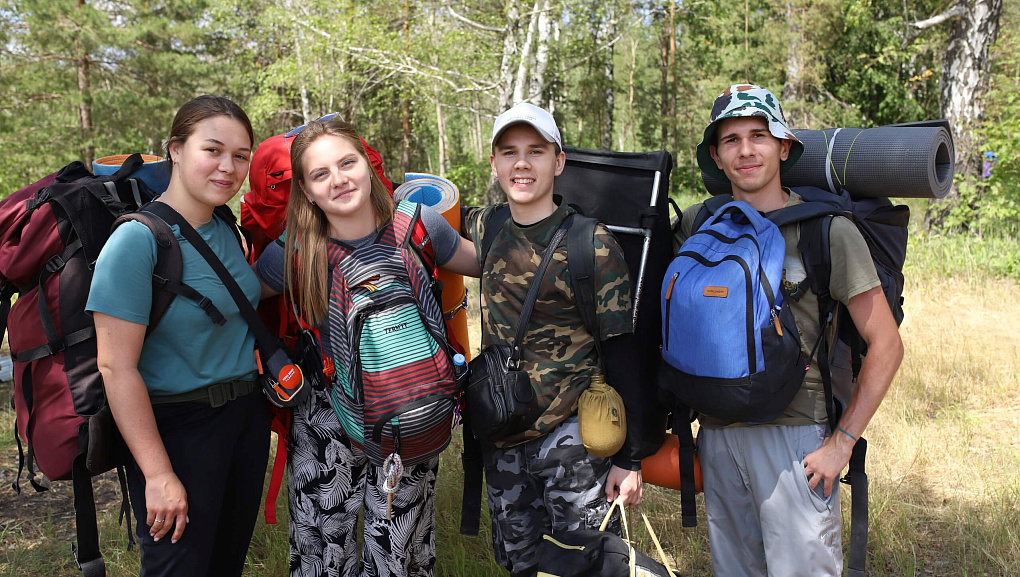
[1,226,1018,576]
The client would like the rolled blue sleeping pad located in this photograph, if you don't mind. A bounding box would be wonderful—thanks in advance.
[92,154,171,193]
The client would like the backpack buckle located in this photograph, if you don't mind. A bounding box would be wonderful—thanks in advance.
[44,253,66,274]
[197,297,226,325]
[207,381,239,408]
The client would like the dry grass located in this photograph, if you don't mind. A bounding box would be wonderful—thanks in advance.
[2,273,1019,576]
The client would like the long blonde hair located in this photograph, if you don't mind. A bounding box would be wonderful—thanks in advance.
[284,119,394,326]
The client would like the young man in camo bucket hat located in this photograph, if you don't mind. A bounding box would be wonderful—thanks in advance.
[675,84,903,576]
[695,83,804,186]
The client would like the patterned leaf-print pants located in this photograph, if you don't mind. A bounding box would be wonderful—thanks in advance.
[288,389,439,577]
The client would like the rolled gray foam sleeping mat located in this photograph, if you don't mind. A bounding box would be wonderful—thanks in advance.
[702,124,955,199]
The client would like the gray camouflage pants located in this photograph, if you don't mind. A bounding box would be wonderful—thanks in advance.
[482,416,618,575]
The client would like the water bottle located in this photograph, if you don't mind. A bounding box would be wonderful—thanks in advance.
[453,353,467,382]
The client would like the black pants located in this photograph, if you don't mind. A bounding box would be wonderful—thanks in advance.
[126,391,271,577]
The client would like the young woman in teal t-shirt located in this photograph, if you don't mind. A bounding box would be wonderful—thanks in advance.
[87,95,269,577]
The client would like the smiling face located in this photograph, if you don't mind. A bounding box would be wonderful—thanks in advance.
[298,134,376,234]
[709,116,791,207]
[490,123,565,222]
[167,115,252,207]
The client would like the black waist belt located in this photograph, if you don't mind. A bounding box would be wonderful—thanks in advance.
[150,379,258,408]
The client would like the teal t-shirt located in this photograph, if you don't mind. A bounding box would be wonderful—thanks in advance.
[86,215,260,396]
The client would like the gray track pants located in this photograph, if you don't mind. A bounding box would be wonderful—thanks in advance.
[699,423,843,577]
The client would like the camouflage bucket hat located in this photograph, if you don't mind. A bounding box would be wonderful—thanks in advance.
[696,84,804,183]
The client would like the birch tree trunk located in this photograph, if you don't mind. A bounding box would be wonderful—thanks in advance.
[918,0,1004,228]
[75,0,94,167]
[295,37,311,124]
[496,0,522,113]
[782,1,806,126]
[436,90,448,178]
[473,95,485,161]
[528,0,552,103]
[600,5,617,151]
[659,2,675,150]
[513,0,541,105]
[489,0,523,203]
[548,15,561,113]
[401,0,413,176]
[625,38,637,151]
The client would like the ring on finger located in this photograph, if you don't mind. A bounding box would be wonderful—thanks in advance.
[155,519,165,523]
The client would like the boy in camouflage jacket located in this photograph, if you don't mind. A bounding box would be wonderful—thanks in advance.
[462,102,644,576]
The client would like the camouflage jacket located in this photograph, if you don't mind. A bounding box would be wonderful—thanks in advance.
[463,201,633,447]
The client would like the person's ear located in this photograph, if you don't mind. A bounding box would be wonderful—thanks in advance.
[710,145,723,169]
[168,139,183,165]
[299,181,313,204]
[780,139,792,161]
[554,149,566,176]
[490,155,498,178]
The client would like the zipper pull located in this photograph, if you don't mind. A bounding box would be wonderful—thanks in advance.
[665,272,679,300]
[771,307,783,337]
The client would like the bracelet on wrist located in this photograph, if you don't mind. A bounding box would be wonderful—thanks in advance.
[836,426,858,443]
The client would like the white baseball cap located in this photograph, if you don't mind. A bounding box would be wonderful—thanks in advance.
[491,102,562,150]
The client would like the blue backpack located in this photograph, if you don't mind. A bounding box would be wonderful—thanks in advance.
[658,200,806,425]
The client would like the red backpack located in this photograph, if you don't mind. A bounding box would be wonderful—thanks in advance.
[2,157,147,574]
[0,155,250,574]
[242,126,403,523]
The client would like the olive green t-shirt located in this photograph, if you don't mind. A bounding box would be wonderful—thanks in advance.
[678,190,880,427]
[463,201,633,447]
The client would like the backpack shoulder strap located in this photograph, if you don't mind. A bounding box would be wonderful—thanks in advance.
[142,202,283,360]
[566,214,603,368]
[390,200,419,247]
[797,215,834,301]
[691,194,732,233]
[115,207,229,335]
[400,202,446,305]
[213,204,251,259]
[480,205,512,267]
[111,211,185,336]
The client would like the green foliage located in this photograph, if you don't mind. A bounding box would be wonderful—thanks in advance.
[966,0,1020,233]
[0,0,1014,234]
[445,160,492,206]
[906,230,1020,281]
[0,0,232,196]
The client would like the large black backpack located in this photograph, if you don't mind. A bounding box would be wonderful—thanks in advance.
[687,185,909,577]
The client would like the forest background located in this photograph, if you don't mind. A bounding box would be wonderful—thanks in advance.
[1,1,1019,576]
[0,0,1018,235]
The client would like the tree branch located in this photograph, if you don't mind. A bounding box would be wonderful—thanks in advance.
[0,93,65,111]
[444,2,505,33]
[910,4,967,29]
[436,100,497,118]
[343,46,499,95]
[562,16,641,72]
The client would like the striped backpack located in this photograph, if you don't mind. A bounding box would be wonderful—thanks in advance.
[327,201,457,467]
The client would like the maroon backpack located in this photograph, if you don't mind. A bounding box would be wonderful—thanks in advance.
[0,155,233,576]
